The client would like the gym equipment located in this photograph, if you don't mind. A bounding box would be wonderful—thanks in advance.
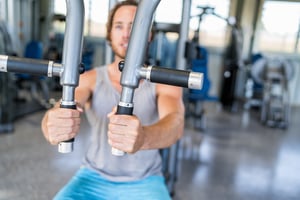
[251,56,294,128]
[0,0,85,153]
[243,53,264,110]
[0,21,18,133]
[148,23,180,67]
[115,2,203,195]
[159,140,180,196]
[218,10,243,110]
[1,1,201,196]
[111,0,203,156]
[1,0,203,156]
[184,6,220,131]
[19,23,50,110]
[0,73,15,133]
[146,4,193,195]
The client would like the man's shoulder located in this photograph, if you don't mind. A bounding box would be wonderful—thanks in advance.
[83,65,106,75]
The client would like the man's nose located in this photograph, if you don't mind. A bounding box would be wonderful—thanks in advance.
[123,27,131,39]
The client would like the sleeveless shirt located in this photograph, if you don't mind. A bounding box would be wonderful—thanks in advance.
[82,66,162,182]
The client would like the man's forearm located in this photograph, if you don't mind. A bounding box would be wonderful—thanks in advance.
[141,112,184,150]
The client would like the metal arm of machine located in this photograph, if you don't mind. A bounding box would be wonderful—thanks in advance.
[113,0,203,156]
[139,65,203,89]
[57,0,85,153]
[111,0,161,156]
[0,55,63,76]
[0,0,85,154]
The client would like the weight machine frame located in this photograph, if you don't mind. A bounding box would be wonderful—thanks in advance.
[0,0,204,196]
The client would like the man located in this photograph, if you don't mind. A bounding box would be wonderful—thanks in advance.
[41,0,184,199]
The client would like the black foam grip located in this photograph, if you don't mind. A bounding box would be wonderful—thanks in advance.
[62,138,74,142]
[150,67,190,88]
[117,105,133,115]
[60,103,76,142]
[60,104,77,110]
[7,57,49,76]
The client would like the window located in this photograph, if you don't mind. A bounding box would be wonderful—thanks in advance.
[0,0,7,21]
[154,0,230,48]
[255,0,300,54]
[53,0,109,37]
[154,0,182,24]
[84,0,109,37]
[53,0,231,48]
[190,0,230,48]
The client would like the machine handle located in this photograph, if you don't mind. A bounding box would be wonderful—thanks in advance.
[141,66,203,89]
[111,103,134,156]
[57,0,85,153]
[57,103,77,153]
[0,55,63,77]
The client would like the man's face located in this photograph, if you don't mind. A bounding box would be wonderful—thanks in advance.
[110,5,137,60]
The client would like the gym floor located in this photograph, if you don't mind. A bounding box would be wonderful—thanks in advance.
[0,101,300,200]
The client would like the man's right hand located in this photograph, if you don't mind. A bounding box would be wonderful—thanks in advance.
[42,106,82,145]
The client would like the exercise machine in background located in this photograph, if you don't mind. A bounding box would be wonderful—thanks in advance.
[0,0,85,155]
[246,55,294,129]
[218,9,244,111]
[0,20,53,133]
[0,21,35,133]
[184,6,222,131]
[0,1,52,134]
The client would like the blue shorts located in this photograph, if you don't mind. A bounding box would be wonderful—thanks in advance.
[54,167,171,200]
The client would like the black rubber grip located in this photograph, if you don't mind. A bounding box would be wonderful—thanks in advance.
[60,103,77,143]
[117,105,133,115]
[62,138,74,142]
[7,57,49,76]
[150,67,190,88]
[60,104,77,110]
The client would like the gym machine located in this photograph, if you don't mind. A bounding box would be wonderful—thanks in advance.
[249,56,294,128]
[0,0,203,153]
[0,0,203,197]
[219,10,244,110]
[112,0,203,155]
[114,1,203,196]
[0,20,48,133]
[0,0,85,153]
[185,6,224,130]
[0,21,16,133]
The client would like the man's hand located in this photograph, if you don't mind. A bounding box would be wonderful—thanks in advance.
[107,108,145,154]
[43,106,82,145]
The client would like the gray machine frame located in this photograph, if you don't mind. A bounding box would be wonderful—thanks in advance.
[0,0,203,196]
[0,0,84,153]
[0,0,203,157]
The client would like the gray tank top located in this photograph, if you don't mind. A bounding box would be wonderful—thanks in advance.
[82,66,162,182]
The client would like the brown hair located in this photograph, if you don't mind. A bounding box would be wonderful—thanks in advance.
[106,0,138,43]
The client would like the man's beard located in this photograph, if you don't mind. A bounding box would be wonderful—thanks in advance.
[111,45,126,60]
